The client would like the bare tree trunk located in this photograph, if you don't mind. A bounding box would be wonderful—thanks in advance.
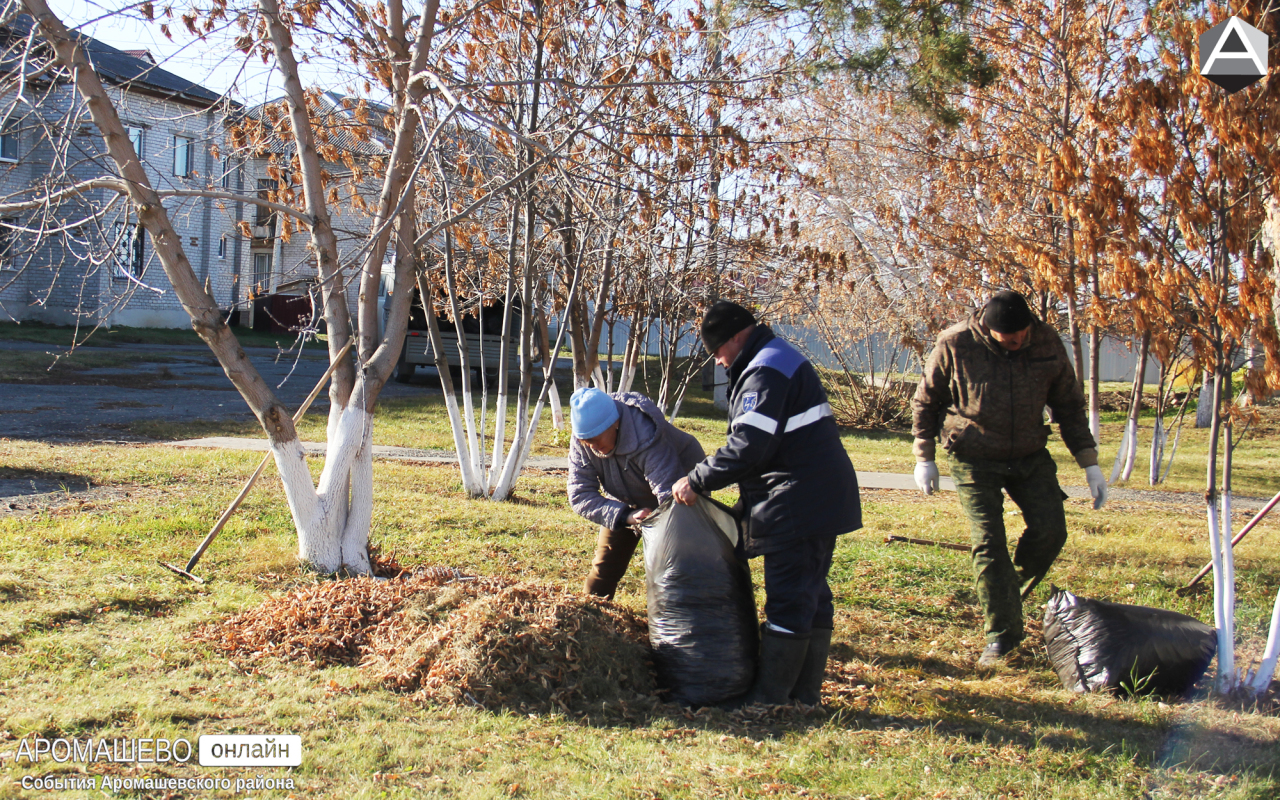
[418,269,483,495]
[1150,359,1168,485]
[488,201,523,492]
[1064,218,1085,386]
[1121,332,1149,481]
[537,306,564,429]
[1088,326,1102,442]
[259,0,355,407]
[1196,371,1215,428]
[619,311,643,393]
[438,220,483,490]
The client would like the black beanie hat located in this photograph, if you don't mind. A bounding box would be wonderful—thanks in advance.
[982,291,1035,334]
[701,300,757,354]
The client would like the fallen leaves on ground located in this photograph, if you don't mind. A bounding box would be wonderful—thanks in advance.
[194,566,658,715]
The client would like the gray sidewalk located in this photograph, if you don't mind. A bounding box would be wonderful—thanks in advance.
[169,436,570,471]
[170,436,944,489]
[167,436,1276,509]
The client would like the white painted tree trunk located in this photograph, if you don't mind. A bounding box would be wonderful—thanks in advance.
[547,377,564,429]
[1149,416,1164,485]
[1216,489,1238,691]
[1109,421,1131,485]
[273,406,375,575]
[1249,588,1280,694]
[1122,419,1139,481]
[1205,500,1234,691]
[489,384,508,492]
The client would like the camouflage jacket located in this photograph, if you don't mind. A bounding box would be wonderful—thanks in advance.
[911,314,1098,466]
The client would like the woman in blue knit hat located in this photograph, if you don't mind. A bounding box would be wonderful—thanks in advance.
[566,387,705,599]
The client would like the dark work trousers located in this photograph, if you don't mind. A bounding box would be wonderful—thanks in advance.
[947,448,1069,645]
[583,523,641,600]
[760,535,838,635]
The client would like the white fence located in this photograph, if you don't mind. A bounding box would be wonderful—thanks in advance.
[554,313,1168,385]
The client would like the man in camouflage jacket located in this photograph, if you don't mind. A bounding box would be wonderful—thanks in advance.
[912,291,1108,667]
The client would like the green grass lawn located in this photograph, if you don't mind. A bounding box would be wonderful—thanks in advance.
[0,434,1277,798]
[0,320,321,350]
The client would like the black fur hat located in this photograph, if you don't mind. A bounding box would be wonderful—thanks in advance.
[700,300,757,353]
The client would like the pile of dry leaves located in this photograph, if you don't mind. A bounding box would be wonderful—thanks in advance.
[195,567,657,715]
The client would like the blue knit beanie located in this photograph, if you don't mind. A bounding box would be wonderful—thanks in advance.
[570,387,619,440]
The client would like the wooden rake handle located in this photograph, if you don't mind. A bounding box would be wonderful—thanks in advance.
[1177,487,1280,596]
[178,338,354,576]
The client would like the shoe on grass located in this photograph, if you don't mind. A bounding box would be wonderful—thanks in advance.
[977,639,1019,668]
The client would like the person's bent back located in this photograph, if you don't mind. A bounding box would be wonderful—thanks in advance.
[567,388,704,598]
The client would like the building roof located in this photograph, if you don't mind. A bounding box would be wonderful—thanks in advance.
[5,15,226,109]
[121,49,156,64]
[234,92,392,159]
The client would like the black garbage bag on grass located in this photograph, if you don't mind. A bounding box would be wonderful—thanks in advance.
[641,496,757,706]
[1043,587,1216,697]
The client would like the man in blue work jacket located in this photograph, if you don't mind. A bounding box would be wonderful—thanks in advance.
[673,300,862,706]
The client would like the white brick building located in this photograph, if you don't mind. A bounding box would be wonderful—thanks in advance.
[0,16,244,328]
[1,17,489,334]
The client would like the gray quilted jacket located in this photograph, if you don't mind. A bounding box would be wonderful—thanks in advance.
[568,392,705,529]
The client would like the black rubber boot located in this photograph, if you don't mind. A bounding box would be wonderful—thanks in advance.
[790,628,832,705]
[737,626,810,707]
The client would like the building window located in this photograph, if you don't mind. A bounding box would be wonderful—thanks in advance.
[173,135,193,176]
[255,178,277,235]
[218,234,227,259]
[221,156,232,188]
[252,252,272,292]
[127,126,144,159]
[113,221,145,277]
[0,125,17,162]
[0,219,16,269]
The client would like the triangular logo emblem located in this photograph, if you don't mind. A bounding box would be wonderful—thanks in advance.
[1199,16,1269,94]
[1220,28,1248,52]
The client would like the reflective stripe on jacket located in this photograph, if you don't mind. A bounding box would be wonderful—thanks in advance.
[688,325,862,555]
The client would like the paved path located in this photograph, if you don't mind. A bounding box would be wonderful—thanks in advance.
[165,436,1277,510]
[4,339,1273,510]
[169,436,571,471]
[0,339,435,441]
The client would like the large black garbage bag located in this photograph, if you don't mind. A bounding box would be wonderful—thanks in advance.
[1043,587,1216,697]
[641,496,757,706]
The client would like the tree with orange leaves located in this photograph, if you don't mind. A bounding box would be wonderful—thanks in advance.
[1099,0,1280,693]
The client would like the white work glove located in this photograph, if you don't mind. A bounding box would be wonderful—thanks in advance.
[914,461,940,496]
[1084,465,1108,510]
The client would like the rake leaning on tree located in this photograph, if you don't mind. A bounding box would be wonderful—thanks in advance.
[673,301,862,707]
[912,290,1109,668]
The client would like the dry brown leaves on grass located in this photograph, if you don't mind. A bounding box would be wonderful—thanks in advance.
[194,567,657,715]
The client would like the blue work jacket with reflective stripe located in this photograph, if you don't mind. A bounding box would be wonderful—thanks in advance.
[687,325,862,555]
